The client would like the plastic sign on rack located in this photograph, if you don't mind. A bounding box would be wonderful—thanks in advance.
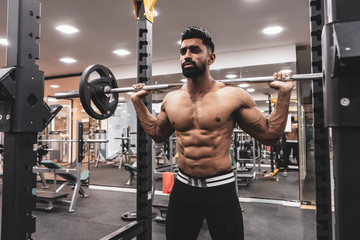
[133,0,157,23]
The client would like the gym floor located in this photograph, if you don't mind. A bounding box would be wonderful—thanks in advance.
[0,168,316,239]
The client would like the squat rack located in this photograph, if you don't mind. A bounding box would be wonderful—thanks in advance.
[1,0,360,240]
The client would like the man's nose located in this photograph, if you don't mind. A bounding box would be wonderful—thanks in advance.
[184,56,192,62]
[184,49,193,58]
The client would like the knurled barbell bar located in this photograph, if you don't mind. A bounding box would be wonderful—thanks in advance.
[54,64,323,120]
[39,139,109,143]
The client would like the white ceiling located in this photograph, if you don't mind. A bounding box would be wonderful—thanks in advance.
[0,0,310,108]
[0,0,310,74]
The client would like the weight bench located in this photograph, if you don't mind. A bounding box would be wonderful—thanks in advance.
[35,160,89,212]
[95,150,122,168]
[124,162,137,185]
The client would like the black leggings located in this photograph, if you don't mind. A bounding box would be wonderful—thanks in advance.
[166,179,244,240]
[283,142,299,168]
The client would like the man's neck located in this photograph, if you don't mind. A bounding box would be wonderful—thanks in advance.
[186,72,215,95]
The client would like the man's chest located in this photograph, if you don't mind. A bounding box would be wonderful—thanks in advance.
[165,93,239,131]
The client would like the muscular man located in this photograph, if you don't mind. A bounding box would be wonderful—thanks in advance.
[131,26,295,240]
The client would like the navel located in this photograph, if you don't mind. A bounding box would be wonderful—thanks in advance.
[172,121,176,126]
[215,117,221,122]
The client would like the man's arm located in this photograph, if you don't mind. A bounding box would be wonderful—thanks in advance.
[236,73,295,146]
[131,86,175,143]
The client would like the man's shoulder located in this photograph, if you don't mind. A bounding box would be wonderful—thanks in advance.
[162,89,184,103]
[217,84,249,97]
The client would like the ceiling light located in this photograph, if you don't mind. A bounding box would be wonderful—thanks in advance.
[0,38,8,46]
[180,78,187,83]
[262,26,283,35]
[177,40,182,45]
[280,69,292,74]
[60,58,77,63]
[225,74,237,79]
[49,85,60,88]
[238,83,249,88]
[246,88,255,93]
[55,25,79,34]
[153,10,159,17]
[113,49,130,56]
[48,98,59,102]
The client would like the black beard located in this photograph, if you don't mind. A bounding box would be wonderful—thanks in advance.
[182,61,206,79]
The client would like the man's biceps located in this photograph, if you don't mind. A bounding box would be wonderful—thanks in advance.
[238,108,262,124]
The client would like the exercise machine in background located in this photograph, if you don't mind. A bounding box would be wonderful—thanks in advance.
[33,121,108,212]
[233,129,260,186]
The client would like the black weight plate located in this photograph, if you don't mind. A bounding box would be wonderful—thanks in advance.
[79,64,119,119]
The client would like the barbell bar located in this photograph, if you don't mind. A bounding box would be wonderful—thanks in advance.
[55,73,323,99]
[53,64,323,120]
[39,139,109,143]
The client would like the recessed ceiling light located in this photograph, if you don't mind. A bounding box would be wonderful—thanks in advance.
[0,38,8,46]
[238,83,249,88]
[177,40,182,45]
[280,69,292,74]
[225,74,237,79]
[246,88,255,93]
[60,58,77,63]
[113,49,130,56]
[262,26,283,35]
[50,85,60,88]
[180,78,187,83]
[55,25,79,34]
[153,10,159,17]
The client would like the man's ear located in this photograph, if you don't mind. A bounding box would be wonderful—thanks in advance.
[208,53,216,65]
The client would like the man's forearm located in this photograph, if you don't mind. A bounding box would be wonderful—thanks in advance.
[266,89,292,143]
[131,96,157,137]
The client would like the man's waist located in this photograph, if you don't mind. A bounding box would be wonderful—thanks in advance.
[177,169,235,188]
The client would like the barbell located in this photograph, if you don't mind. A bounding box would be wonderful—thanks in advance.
[39,139,109,143]
[54,64,323,120]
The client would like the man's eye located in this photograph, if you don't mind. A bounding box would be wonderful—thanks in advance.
[180,49,186,55]
[190,47,200,53]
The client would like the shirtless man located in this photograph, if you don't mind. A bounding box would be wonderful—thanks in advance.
[131,26,295,240]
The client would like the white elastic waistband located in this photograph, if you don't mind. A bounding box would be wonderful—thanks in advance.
[177,171,235,188]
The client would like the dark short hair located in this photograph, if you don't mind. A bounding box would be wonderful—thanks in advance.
[181,26,215,53]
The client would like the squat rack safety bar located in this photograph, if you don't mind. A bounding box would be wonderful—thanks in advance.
[54,72,323,99]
